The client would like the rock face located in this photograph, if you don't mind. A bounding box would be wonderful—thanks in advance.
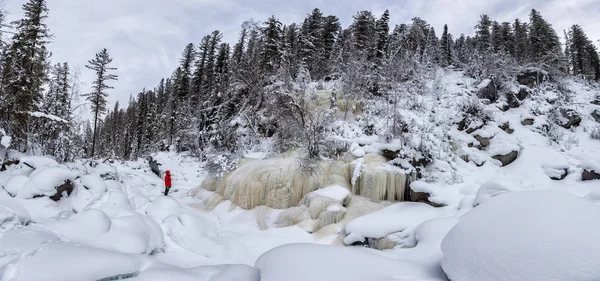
[517,68,548,88]
[557,108,581,129]
[492,151,519,167]
[582,169,600,181]
[476,79,498,102]
[48,180,74,201]
[592,109,600,123]
[506,93,520,108]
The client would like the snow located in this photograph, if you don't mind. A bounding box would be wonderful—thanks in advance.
[19,156,60,169]
[472,178,522,206]
[79,173,108,193]
[16,167,79,199]
[306,185,350,203]
[256,243,438,281]
[132,265,260,281]
[442,190,600,281]
[485,132,520,156]
[582,160,600,172]
[1,135,11,149]
[27,111,68,123]
[477,79,491,90]
[344,202,453,245]
[2,175,29,197]
[0,200,31,229]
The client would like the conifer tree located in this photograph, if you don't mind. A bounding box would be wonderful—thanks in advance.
[513,19,528,62]
[83,48,118,157]
[440,24,453,66]
[261,16,283,74]
[528,9,561,64]
[475,14,492,53]
[2,0,51,150]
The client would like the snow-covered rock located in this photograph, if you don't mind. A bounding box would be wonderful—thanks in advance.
[442,191,600,281]
[0,200,31,229]
[476,79,497,102]
[582,160,600,181]
[16,167,79,199]
[473,178,522,207]
[344,202,451,248]
[79,173,108,193]
[256,243,437,281]
[2,175,29,197]
[20,156,60,170]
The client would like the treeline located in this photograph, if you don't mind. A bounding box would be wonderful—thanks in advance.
[0,1,598,161]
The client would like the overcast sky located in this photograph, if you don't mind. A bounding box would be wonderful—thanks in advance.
[4,0,600,111]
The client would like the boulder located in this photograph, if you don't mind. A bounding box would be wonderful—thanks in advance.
[544,167,569,180]
[499,122,514,134]
[517,68,548,88]
[592,109,600,123]
[506,93,520,108]
[381,149,399,160]
[474,135,492,149]
[521,118,534,126]
[516,87,530,100]
[410,191,445,207]
[582,170,600,181]
[492,151,519,167]
[476,79,498,102]
[556,108,581,129]
[148,157,161,177]
[49,180,74,201]
[1,159,20,171]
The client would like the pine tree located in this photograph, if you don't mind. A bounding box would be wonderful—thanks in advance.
[232,28,247,66]
[528,9,561,64]
[83,48,118,157]
[475,14,492,53]
[440,24,453,66]
[375,10,390,60]
[261,16,283,74]
[351,11,377,59]
[424,27,439,64]
[513,19,528,63]
[1,0,51,150]
[490,21,503,53]
[215,43,230,95]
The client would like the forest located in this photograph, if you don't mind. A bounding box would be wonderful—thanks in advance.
[0,0,599,164]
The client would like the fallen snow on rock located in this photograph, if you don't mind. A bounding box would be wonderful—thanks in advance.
[20,156,60,169]
[442,190,600,281]
[16,167,78,199]
[256,243,438,281]
[306,185,350,203]
[473,178,522,207]
[2,175,29,197]
[344,202,453,246]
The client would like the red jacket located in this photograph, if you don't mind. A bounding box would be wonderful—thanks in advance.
[165,172,172,188]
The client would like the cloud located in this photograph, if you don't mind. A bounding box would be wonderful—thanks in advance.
[4,0,600,113]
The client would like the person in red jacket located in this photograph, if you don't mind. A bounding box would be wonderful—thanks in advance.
[164,170,172,196]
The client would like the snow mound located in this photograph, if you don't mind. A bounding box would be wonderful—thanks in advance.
[473,178,522,207]
[6,243,144,281]
[256,243,436,281]
[34,209,164,254]
[0,200,31,229]
[442,190,600,281]
[582,160,600,172]
[20,156,60,169]
[344,202,450,245]
[133,264,260,281]
[79,173,108,193]
[145,195,182,220]
[163,213,224,257]
[3,175,29,197]
[486,133,519,156]
[16,167,78,199]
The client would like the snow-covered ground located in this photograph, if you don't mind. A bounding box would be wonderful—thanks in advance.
[1,69,600,280]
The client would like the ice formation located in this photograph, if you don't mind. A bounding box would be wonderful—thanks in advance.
[198,153,407,210]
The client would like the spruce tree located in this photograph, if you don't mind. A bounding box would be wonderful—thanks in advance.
[375,10,390,60]
[528,9,561,63]
[83,48,118,157]
[261,16,283,74]
[475,14,492,53]
[513,19,528,63]
[440,24,453,66]
[2,0,51,150]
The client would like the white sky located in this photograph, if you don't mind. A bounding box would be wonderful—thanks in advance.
[4,0,600,112]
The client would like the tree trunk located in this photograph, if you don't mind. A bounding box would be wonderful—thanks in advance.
[91,104,99,157]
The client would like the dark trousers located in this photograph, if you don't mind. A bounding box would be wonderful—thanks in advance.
[164,186,171,196]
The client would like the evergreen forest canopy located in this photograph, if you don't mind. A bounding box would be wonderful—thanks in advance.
[0,0,599,163]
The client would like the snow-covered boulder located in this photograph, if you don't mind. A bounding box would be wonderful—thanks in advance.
[591,109,600,123]
[542,163,570,180]
[476,79,497,102]
[2,175,29,197]
[344,202,449,249]
[473,178,521,207]
[442,191,600,281]
[16,167,79,200]
[0,200,31,229]
[517,68,548,88]
[556,108,581,129]
[133,265,260,281]
[86,160,118,180]
[487,133,520,167]
[582,161,600,181]
[79,173,108,193]
[20,156,60,170]
[256,243,437,281]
